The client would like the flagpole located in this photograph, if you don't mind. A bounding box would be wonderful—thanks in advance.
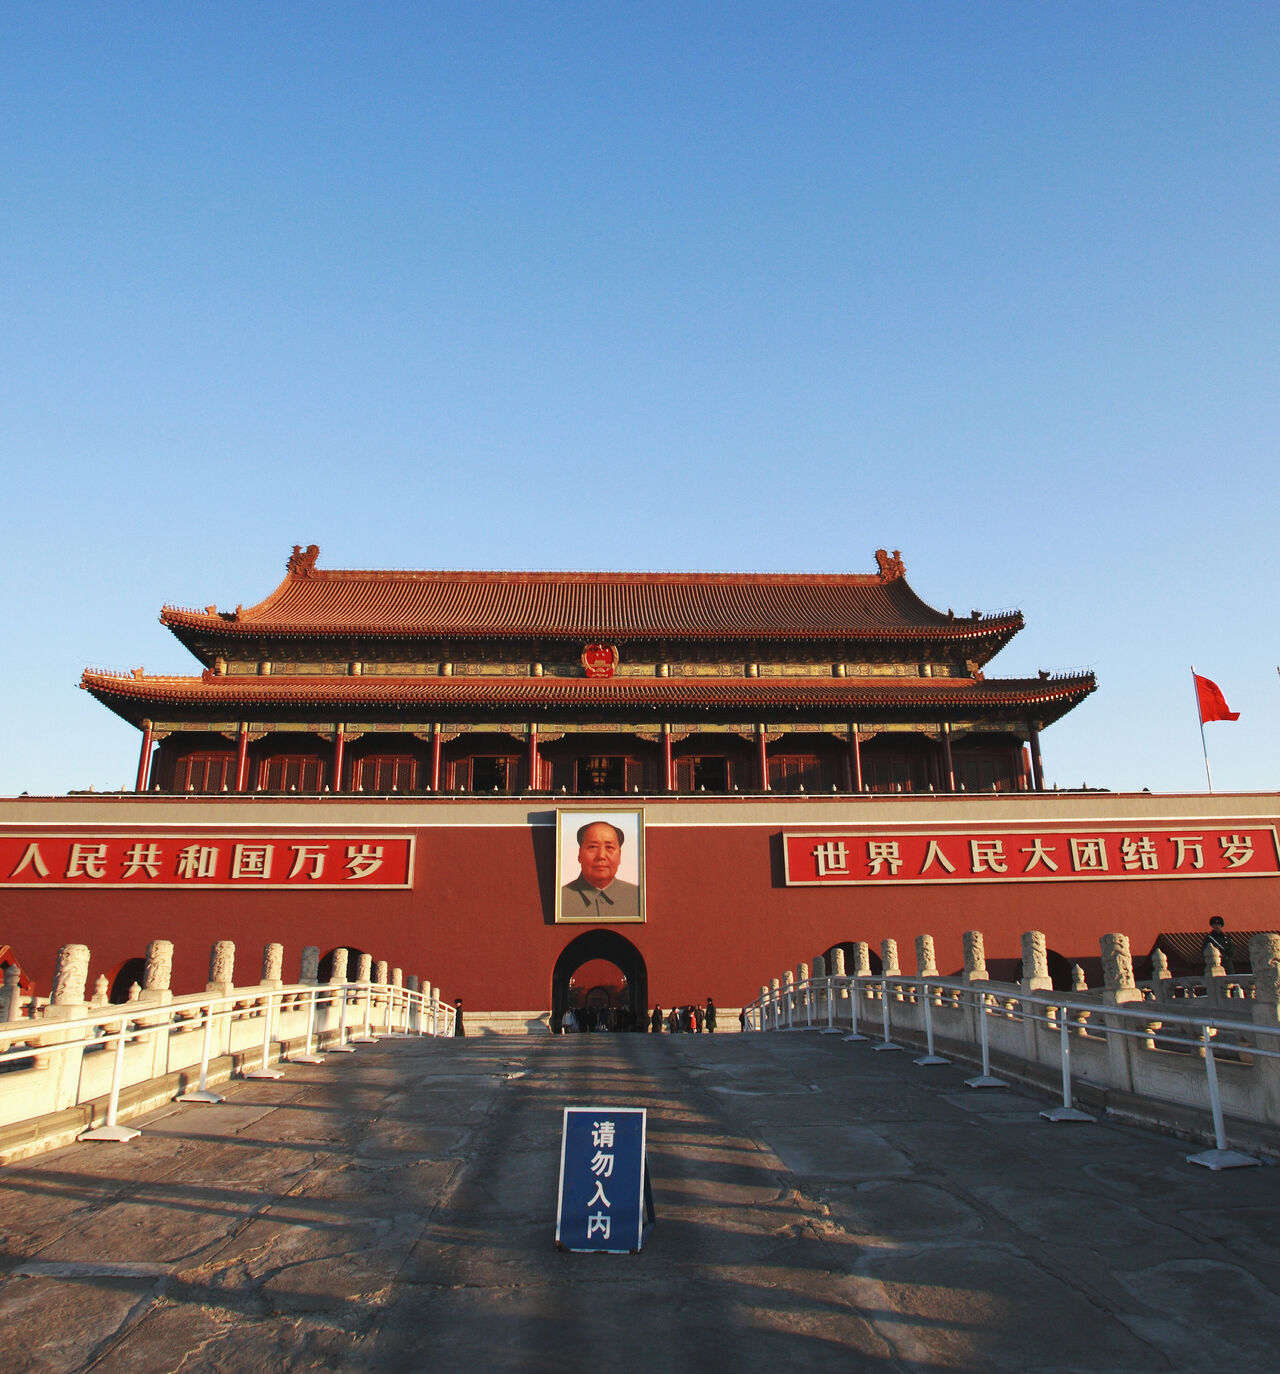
[1192,666,1213,793]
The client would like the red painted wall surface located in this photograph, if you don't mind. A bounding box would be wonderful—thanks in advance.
[3,794,1278,1011]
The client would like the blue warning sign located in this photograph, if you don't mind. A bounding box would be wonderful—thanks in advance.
[555,1106,651,1253]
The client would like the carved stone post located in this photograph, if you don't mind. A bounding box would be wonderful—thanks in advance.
[878,939,900,1004]
[207,941,235,996]
[1018,930,1052,1059]
[137,939,174,1006]
[406,974,418,992]
[261,943,284,990]
[830,945,847,1000]
[1203,943,1229,1011]
[41,946,91,1074]
[961,930,991,1038]
[1020,931,1052,991]
[963,931,988,984]
[915,934,938,978]
[41,944,91,1087]
[0,964,21,1022]
[813,955,826,1020]
[1249,934,1280,1119]
[1070,964,1090,1037]
[91,975,109,1008]
[52,944,90,1008]
[782,969,795,1025]
[1100,933,1143,1092]
[356,953,372,982]
[391,967,403,989]
[300,946,320,985]
[1150,948,1172,1005]
[374,960,389,985]
[328,948,349,984]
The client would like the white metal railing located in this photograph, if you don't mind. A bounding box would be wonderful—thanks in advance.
[0,980,456,1152]
[745,973,1280,1170]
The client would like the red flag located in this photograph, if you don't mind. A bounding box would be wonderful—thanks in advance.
[1194,673,1239,723]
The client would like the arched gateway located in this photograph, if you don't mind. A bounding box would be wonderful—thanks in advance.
[552,930,648,1030]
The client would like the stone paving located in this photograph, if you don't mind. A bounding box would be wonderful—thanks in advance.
[1,1028,1278,1373]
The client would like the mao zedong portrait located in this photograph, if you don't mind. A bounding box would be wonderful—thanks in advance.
[561,821,640,921]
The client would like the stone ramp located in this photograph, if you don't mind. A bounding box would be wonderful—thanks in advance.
[1,1033,1278,1372]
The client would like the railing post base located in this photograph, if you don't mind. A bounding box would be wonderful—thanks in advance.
[1187,1147,1260,1171]
[914,1053,950,1066]
[964,1074,1007,1089]
[78,1123,141,1142]
[176,1088,225,1104]
[1040,1105,1095,1122]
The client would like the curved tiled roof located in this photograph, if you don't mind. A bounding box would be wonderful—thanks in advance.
[82,668,1095,720]
[160,553,1023,645]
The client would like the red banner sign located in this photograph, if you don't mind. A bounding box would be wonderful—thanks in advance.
[0,833,414,888]
[783,826,1280,886]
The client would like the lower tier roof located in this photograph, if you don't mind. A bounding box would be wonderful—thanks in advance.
[82,668,1096,729]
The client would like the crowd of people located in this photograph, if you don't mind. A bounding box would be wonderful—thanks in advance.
[559,998,718,1033]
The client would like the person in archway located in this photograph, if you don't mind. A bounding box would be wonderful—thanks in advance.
[651,1004,663,1033]
[705,997,717,1033]
[453,998,465,1036]
[561,821,640,921]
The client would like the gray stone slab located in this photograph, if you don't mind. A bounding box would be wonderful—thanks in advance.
[821,1178,987,1243]
[1116,1260,1280,1372]
[0,1274,156,1373]
[3,1032,1280,1373]
[361,1272,896,1373]
[857,1245,1169,1371]
[759,1125,915,1180]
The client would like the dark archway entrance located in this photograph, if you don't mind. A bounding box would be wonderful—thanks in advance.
[109,956,147,1004]
[551,929,648,1031]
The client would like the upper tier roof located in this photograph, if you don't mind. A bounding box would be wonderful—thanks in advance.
[160,546,1024,650]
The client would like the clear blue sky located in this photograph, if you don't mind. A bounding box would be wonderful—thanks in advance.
[3,2,1276,796]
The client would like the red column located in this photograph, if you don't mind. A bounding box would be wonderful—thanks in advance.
[431,727,443,792]
[527,724,539,791]
[941,724,956,792]
[332,726,345,793]
[757,727,770,792]
[135,721,154,792]
[849,726,863,793]
[234,723,250,793]
[663,729,674,792]
[1028,720,1045,791]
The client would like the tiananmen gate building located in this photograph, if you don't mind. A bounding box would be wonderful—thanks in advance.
[2,547,1275,1027]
